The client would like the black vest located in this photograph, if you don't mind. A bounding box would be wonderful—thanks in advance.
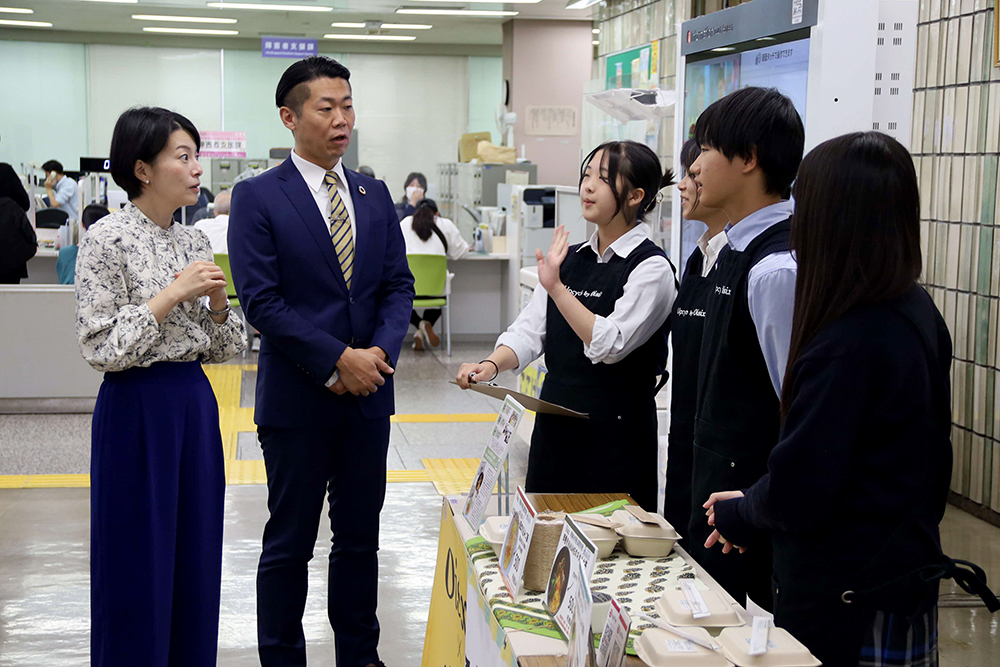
[686,217,792,608]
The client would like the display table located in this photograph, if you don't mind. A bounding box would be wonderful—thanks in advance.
[422,492,746,667]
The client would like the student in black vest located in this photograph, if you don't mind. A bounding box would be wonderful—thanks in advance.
[662,138,730,537]
[456,141,676,510]
[683,87,804,609]
[705,131,999,665]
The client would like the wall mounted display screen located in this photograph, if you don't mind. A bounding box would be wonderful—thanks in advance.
[683,36,811,139]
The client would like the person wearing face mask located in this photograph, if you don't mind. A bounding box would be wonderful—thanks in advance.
[42,159,80,223]
[456,141,677,511]
[395,171,426,221]
[76,106,247,666]
[662,138,731,536]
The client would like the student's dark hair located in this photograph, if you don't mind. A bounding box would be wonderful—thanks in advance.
[42,160,64,174]
[0,162,29,211]
[109,107,201,200]
[680,138,701,175]
[694,87,804,198]
[403,172,427,195]
[780,131,921,420]
[275,55,351,115]
[579,141,675,225]
[411,197,440,242]
[82,203,110,230]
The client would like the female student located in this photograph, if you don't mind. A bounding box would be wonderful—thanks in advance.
[662,139,730,535]
[400,197,469,350]
[457,141,676,510]
[76,107,246,666]
[705,132,998,664]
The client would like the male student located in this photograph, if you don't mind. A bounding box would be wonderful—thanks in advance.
[684,86,804,608]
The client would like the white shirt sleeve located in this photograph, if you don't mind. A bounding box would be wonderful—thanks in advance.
[440,218,470,260]
[495,282,548,373]
[583,256,678,364]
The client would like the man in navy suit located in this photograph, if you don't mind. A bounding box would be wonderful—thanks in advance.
[228,56,414,667]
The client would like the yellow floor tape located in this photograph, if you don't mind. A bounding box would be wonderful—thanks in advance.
[0,365,487,489]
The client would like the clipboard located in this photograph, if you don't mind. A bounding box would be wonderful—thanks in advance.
[450,381,589,419]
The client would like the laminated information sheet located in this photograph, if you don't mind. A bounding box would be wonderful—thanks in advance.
[498,487,537,601]
[565,561,596,667]
[547,516,599,638]
[597,597,631,667]
[462,396,525,532]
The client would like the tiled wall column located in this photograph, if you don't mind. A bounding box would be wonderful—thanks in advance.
[913,0,1000,521]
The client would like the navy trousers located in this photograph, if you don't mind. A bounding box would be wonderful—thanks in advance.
[91,361,226,667]
[256,403,390,667]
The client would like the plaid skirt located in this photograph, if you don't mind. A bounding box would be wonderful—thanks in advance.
[857,606,938,667]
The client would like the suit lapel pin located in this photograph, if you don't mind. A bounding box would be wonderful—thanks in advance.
[358,185,367,195]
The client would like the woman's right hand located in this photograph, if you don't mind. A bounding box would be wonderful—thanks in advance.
[170,261,227,303]
[408,187,425,207]
[456,362,495,389]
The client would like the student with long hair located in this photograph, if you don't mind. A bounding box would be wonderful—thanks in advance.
[456,141,676,510]
[662,138,730,536]
[705,132,998,665]
[399,197,469,350]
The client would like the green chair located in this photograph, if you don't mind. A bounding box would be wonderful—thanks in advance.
[407,253,452,356]
[215,253,250,358]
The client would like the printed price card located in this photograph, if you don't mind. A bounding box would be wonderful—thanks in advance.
[498,486,537,601]
[462,396,524,532]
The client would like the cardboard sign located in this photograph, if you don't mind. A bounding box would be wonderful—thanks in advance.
[462,396,525,532]
[547,516,598,638]
[596,597,631,667]
[499,487,537,601]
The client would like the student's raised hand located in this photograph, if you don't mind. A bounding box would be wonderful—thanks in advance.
[536,225,570,293]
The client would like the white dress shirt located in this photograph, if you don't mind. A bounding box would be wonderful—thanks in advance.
[399,215,470,260]
[289,150,356,246]
[496,223,678,372]
[696,228,729,277]
[193,214,229,255]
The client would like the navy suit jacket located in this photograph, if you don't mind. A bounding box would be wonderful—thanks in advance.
[228,158,414,428]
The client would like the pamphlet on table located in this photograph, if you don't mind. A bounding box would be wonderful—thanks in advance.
[498,486,537,601]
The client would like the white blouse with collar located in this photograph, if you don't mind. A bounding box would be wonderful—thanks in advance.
[76,202,246,372]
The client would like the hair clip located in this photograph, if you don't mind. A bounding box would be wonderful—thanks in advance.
[645,191,665,212]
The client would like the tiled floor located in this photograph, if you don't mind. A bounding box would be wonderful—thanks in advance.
[0,341,998,664]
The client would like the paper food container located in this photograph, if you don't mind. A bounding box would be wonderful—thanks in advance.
[478,516,511,557]
[577,522,620,559]
[656,588,746,628]
[634,627,733,667]
[718,626,821,667]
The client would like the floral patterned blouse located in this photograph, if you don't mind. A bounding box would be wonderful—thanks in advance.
[76,202,246,372]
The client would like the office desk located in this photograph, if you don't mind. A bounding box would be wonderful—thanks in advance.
[448,253,519,336]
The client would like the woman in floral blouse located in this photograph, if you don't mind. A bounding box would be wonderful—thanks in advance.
[76,106,246,667]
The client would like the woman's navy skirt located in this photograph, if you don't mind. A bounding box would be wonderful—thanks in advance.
[90,361,225,667]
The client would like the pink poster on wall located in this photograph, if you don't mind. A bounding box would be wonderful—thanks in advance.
[199,131,247,158]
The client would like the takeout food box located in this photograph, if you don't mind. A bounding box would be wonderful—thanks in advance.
[718,626,821,667]
[655,588,746,628]
[611,509,682,557]
[634,627,733,667]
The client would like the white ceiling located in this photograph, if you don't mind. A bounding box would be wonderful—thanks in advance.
[1,0,595,46]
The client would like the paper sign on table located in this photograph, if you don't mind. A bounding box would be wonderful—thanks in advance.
[498,486,537,600]
[746,595,775,656]
[596,597,631,667]
[547,516,599,637]
[462,396,525,532]
[565,561,596,667]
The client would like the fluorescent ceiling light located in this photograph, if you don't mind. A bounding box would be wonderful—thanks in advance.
[409,0,537,3]
[324,33,416,41]
[133,14,238,24]
[710,47,735,52]
[566,0,602,9]
[330,22,432,30]
[592,28,600,34]
[0,18,52,25]
[0,7,33,14]
[77,0,138,4]
[592,40,599,45]
[396,8,518,17]
[206,3,332,12]
[143,26,239,35]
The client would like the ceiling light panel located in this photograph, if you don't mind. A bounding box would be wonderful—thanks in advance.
[133,14,238,24]
[77,0,139,4]
[324,33,416,41]
[0,18,52,25]
[143,26,239,35]
[0,7,33,13]
[396,8,518,17]
[206,3,332,12]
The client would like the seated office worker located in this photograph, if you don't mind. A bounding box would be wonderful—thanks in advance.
[706,132,1000,665]
[57,204,109,284]
[42,159,80,222]
[662,138,730,537]
[76,107,247,666]
[457,141,677,511]
[684,86,804,608]
[228,56,414,667]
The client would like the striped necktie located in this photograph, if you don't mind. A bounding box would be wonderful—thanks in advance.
[323,170,354,289]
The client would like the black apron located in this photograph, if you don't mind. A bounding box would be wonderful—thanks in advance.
[526,239,672,511]
[686,218,791,610]
[662,248,713,536]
